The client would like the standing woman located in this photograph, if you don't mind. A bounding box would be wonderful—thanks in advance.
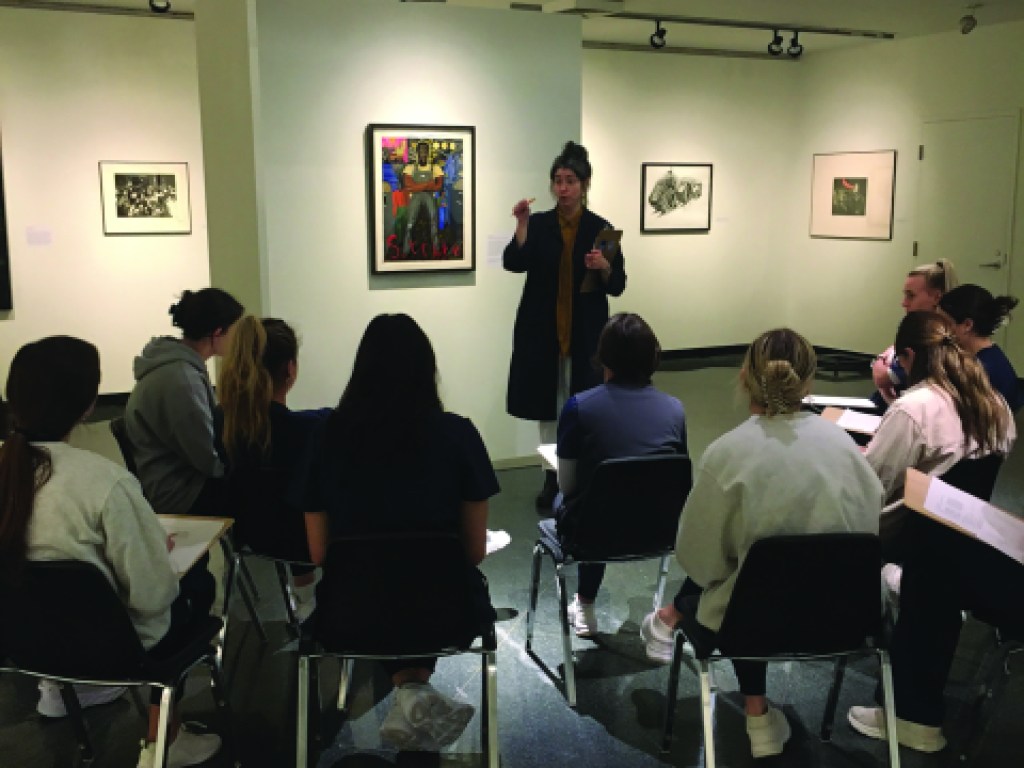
[125,288,243,516]
[505,141,627,509]
[938,284,1021,411]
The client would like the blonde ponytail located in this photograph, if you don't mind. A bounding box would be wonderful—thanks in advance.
[218,315,273,462]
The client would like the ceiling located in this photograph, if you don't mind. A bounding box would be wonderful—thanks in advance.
[15,0,1024,57]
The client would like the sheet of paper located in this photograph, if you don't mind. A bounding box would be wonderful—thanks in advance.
[537,443,557,471]
[486,529,511,555]
[802,395,878,410]
[159,517,229,576]
[836,409,882,435]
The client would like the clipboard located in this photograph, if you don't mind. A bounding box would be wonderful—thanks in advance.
[903,468,1024,564]
[580,228,622,293]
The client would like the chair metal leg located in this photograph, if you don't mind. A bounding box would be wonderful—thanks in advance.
[699,660,717,768]
[661,631,686,753]
[336,658,352,712]
[820,657,848,741]
[555,564,577,707]
[524,543,543,652]
[878,650,901,768]
[153,686,174,768]
[297,655,310,768]
[59,684,95,764]
[484,649,499,768]
[653,554,670,613]
[204,656,239,767]
[239,555,261,603]
[275,561,300,633]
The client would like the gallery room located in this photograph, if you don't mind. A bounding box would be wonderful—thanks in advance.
[1,1,1023,767]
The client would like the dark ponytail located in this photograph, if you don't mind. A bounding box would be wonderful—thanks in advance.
[0,337,100,585]
[938,284,1018,338]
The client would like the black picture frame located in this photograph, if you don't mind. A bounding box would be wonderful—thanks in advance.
[641,162,713,234]
[366,124,475,274]
[0,140,11,310]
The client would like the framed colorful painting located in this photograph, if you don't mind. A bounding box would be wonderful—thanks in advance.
[366,124,475,273]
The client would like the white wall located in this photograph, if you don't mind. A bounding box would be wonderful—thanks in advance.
[252,0,582,462]
[792,22,1024,364]
[583,22,1024,368]
[0,8,210,393]
[582,52,803,348]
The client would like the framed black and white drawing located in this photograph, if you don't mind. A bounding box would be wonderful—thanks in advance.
[366,124,475,274]
[99,161,191,235]
[641,163,712,234]
[810,150,896,240]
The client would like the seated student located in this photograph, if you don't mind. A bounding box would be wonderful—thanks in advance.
[848,317,1018,752]
[640,329,883,760]
[0,337,219,768]
[938,284,1021,411]
[300,314,498,752]
[125,288,243,516]
[872,260,957,408]
[217,316,329,622]
[550,312,686,637]
[864,311,1016,512]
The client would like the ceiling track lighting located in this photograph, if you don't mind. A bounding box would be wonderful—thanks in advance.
[149,0,171,12]
[767,29,783,56]
[650,19,667,49]
[787,31,803,58]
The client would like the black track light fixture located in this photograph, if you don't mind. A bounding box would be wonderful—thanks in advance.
[767,29,784,56]
[650,19,667,49]
[787,30,804,57]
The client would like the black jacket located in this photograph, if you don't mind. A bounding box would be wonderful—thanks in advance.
[503,207,627,421]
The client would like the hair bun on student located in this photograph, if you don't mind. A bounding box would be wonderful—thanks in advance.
[166,288,243,341]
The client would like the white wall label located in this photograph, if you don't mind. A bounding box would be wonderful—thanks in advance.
[26,227,52,246]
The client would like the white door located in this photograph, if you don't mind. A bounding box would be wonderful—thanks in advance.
[915,114,1018,349]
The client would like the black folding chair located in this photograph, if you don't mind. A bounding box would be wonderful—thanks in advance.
[226,464,317,639]
[296,533,498,768]
[0,560,233,768]
[662,533,900,768]
[525,454,692,706]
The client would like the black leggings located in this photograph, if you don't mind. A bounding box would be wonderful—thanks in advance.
[673,578,767,697]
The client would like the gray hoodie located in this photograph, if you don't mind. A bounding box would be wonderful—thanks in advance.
[124,336,223,515]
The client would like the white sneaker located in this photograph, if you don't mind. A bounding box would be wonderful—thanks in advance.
[746,706,791,758]
[382,682,474,750]
[639,611,681,664]
[136,725,222,768]
[380,698,438,751]
[567,596,598,637]
[36,680,127,718]
[847,705,946,753]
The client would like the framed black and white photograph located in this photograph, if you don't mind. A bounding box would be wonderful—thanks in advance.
[99,161,191,235]
[641,163,712,234]
[366,124,475,274]
[810,150,896,240]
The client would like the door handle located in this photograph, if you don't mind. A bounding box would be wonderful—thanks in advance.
[978,261,1002,269]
